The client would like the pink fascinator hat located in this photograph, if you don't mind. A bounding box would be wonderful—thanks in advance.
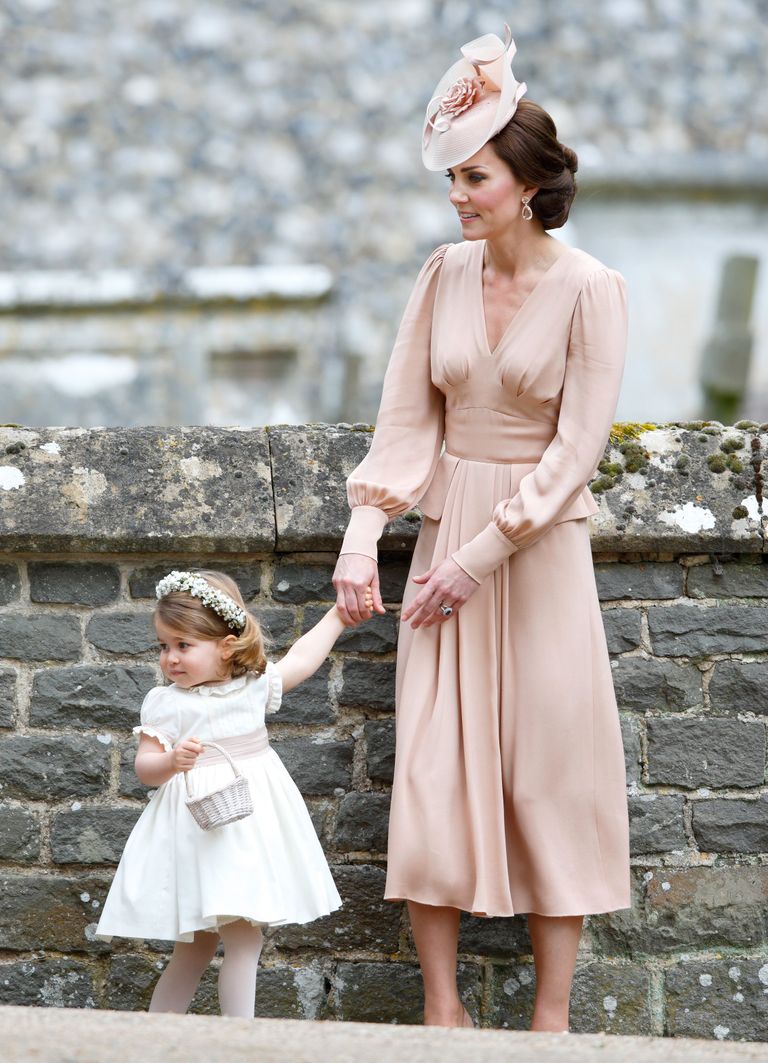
[422,25,527,171]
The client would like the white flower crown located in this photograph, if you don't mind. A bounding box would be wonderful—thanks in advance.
[155,571,248,632]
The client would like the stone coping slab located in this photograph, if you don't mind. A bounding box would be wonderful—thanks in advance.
[0,422,765,555]
[0,427,273,553]
[1,1007,766,1063]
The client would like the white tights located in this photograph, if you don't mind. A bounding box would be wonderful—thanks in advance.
[148,920,264,1019]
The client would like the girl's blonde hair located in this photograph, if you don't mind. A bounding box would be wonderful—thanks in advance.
[155,570,267,678]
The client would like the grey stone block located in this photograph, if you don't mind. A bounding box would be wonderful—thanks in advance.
[0,614,81,661]
[271,736,353,795]
[589,867,768,956]
[271,426,415,552]
[0,959,96,1008]
[647,717,765,788]
[129,563,262,601]
[105,954,164,1011]
[691,796,768,853]
[272,563,335,604]
[280,662,333,724]
[665,958,768,1042]
[486,962,536,1029]
[255,963,331,1020]
[276,865,399,952]
[332,792,390,852]
[378,561,412,604]
[332,962,423,1024]
[688,560,768,599]
[0,564,20,605]
[29,665,156,729]
[302,606,398,654]
[601,609,642,653]
[620,715,642,786]
[0,427,274,552]
[0,736,110,800]
[119,738,150,799]
[364,720,395,784]
[87,611,156,655]
[0,669,16,728]
[628,795,686,855]
[458,913,530,958]
[0,873,112,951]
[0,805,41,862]
[595,562,683,601]
[611,657,702,713]
[29,562,120,605]
[648,604,768,656]
[709,660,768,714]
[260,606,298,653]
[51,807,142,864]
[339,660,396,711]
[569,962,654,1035]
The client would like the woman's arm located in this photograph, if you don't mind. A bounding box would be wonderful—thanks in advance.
[134,733,203,787]
[334,245,449,623]
[276,602,370,693]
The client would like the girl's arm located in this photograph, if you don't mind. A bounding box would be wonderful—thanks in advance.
[134,734,203,787]
[277,604,365,693]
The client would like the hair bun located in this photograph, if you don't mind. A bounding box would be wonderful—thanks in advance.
[562,145,578,175]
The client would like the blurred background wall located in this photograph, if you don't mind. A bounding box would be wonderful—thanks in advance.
[0,0,766,428]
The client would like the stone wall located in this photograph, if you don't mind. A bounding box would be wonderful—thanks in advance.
[0,422,767,1039]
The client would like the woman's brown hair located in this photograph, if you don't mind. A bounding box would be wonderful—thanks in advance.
[155,570,267,678]
[490,99,578,230]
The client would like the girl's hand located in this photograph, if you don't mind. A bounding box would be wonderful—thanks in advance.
[333,553,386,625]
[401,558,480,629]
[172,737,204,773]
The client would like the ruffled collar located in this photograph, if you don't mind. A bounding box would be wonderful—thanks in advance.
[181,674,249,698]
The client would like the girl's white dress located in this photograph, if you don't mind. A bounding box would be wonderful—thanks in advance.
[96,665,341,942]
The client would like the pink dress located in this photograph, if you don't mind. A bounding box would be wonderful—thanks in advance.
[340,239,631,917]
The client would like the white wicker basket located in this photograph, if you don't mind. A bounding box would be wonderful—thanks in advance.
[184,741,254,831]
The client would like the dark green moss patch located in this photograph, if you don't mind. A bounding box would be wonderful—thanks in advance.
[731,505,750,520]
[707,454,727,473]
[719,436,744,453]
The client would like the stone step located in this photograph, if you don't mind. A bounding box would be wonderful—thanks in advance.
[1,1006,765,1063]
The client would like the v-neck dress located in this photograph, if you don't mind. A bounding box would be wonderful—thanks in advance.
[339,239,631,917]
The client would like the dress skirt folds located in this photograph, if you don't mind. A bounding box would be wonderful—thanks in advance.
[340,239,632,917]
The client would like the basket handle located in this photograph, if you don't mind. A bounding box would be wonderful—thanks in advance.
[183,740,242,799]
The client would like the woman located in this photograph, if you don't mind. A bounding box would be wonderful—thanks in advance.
[332,28,631,1032]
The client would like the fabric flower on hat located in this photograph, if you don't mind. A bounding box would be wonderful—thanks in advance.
[440,76,485,118]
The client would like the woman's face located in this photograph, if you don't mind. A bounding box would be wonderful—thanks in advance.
[446,143,532,240]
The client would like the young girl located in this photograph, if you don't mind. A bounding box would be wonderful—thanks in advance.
[96,568,372,1018]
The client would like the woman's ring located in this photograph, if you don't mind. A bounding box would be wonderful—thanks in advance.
[439,602,453,617]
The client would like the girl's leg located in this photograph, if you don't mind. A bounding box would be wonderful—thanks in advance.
[527,913,584,1032]
[217,920,264,1018]
[149,930,219,1013]
[407,901,472,1027]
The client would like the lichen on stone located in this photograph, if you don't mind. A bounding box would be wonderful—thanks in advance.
[608,422,656,446]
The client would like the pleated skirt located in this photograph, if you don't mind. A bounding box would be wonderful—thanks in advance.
[384,456,631,917]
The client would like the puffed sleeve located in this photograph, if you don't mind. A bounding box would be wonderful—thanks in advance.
[132,686,179,752]
[339,245,449,560]
[264,662,283,716]
[452,268,627,583]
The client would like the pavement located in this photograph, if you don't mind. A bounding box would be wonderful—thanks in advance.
[1,1007,766,1063]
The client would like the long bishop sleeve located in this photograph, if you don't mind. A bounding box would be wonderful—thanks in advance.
[452,267,628,583]
[340,245,449,560]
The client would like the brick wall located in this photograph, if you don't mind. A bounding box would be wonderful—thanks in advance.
[0,423,767,1038]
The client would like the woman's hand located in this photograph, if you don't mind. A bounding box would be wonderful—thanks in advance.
[172,737,204,773]
[333,553,386,625]
[401,557,480,629]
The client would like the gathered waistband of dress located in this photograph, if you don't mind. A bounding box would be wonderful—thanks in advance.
[445,408,555,464]
[197,728,269,766]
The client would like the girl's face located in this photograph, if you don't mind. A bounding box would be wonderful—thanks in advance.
[446,143,533,240]
[155,617,235,689]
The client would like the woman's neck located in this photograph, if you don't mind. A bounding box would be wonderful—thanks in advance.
[483,227,559,279]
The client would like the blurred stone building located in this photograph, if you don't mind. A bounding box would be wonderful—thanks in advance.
[0,0,766,427]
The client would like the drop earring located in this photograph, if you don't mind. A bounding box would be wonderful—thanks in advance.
[521,196,533,221]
